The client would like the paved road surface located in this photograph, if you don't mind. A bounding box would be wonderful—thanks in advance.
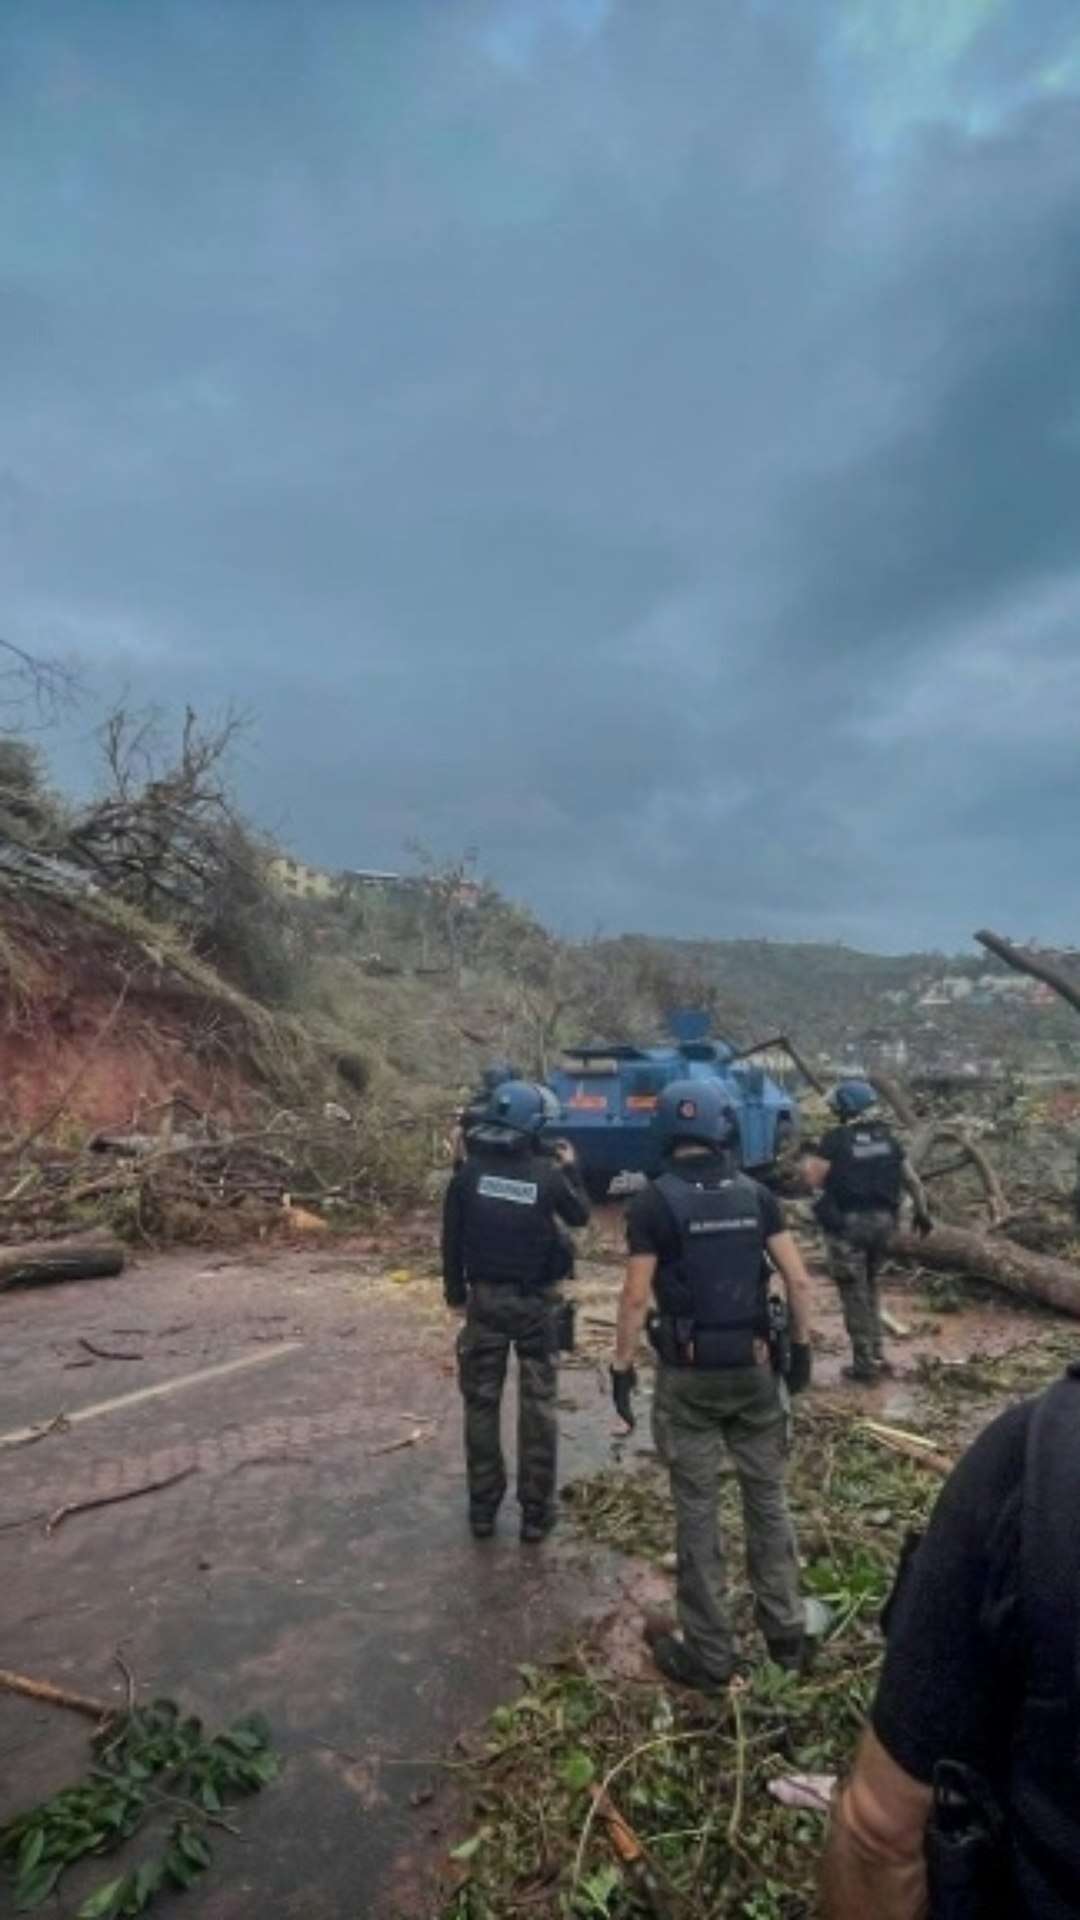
[0,1236,633,1918]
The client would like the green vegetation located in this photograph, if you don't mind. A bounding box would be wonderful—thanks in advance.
[444,1400,943,1918]
[0,1701,279,1918]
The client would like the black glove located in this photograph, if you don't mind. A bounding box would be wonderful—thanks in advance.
[787,1342,812,1395]
[914,1208,934,1238]
[610,1365,637,1430]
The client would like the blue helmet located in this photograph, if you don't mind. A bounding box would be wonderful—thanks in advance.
[485,1079,549,1137]
[481,1059,519,1094]
[656,1078,738,1151]
[830,1078,878,1119]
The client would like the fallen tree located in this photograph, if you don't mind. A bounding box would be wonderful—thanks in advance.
[974,927,1080,1016]
[0,1234,125,1290]
[911,1123,1009,1226]
[890,1222,1080,1320]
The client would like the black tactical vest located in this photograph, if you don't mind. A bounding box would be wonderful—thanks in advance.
[654,1170,768,1368]
[1009,1365,1080,1916]
[460,1151,564,1292]
[825,1120,903,1215]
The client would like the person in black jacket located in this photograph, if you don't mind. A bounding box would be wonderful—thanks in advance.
[610,1080,822,1690]
[802,1080,932,1382]
[821,1362,1080,1920]
[442,1080,589,1542]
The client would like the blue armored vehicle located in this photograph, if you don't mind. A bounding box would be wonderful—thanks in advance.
[543,1010,799,1201]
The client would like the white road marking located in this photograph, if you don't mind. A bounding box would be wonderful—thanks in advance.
[0,1344,304,1452]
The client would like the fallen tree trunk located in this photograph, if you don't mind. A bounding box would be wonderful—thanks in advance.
[974,928,1080,1017]
[891,1223,1080,1319]
[0,1235,125,1291]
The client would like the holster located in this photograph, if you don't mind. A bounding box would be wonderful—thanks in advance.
[647,1312,694,1367]
[925,1762,1009,1920]
[647,1313,756,1369]
[767,1294,792,1378]
[813,1191,845,1235]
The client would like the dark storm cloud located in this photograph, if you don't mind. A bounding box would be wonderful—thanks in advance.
[2,0,1080,949]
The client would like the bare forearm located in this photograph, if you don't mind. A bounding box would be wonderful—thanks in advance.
[615,1254,656,1370]
[901,1159,930,1216]
[820,1733,932,1920]
[615,1292,649,1370]
[785,1270,811,1345]
[820,1789,928,1920]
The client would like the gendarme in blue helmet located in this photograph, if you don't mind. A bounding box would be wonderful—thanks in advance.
[486,1079,549,1136]
[656,1078,738,1151]
[481,1059,519,1094]
[830,1079,879,1120]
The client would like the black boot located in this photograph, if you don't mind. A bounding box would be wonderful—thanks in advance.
[647,1630,733,1694]
[520,1509,555,1544]
[469,1509,497,1540]
[765,1634,807,1673]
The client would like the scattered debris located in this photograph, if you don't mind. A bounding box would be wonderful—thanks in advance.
[368,1424,435,1458]
[282,1202,329,1235]
[857,1420,953,1476]
[78,1337,144,1362]
[592,1787,679,1920]
[0,1693,280,1918]
[45,1466,199,1537]
[767,1773,836,1815]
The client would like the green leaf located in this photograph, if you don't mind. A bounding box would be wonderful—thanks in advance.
[449,1827,490,1863]
[163,1850,199,1891]
[13,1861,64,1912]
[231,1712,272,1747]
[76,1875,127,1919]
[16,1827,46,1878]
[574,1864,620,1914]
[219,1728,262,1754]
[559,1750,595,1791]
[130,1861,163,1911]
[199,1781,222,1812]
[177,1828,212,1871]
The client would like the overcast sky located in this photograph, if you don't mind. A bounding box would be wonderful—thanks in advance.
[3,0,1080,951]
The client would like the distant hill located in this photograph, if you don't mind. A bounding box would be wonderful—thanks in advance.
[593,935,1080,1076]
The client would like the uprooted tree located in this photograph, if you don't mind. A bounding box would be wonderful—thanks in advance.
[879,926,1080,1319]
[63,704,303,1004]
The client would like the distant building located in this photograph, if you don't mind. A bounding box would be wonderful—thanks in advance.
[267,855,338,901]
[268,856,483,911]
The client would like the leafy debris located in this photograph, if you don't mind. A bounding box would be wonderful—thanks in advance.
[0,1700,279,1917]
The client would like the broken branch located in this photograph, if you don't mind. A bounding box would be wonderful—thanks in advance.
[974,928,1080,1017]
[78,1337,144,1362]
[858,1421,953,1476]
[45,1465,198,1535]
[0,1669,112,1722]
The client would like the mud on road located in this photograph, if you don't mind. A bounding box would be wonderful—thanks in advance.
[0,1207,1067,1917]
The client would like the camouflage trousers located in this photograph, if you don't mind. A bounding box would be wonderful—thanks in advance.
[456,1283,560,1521]
[653,1364,804,1680]
[825,1210,895,1374]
